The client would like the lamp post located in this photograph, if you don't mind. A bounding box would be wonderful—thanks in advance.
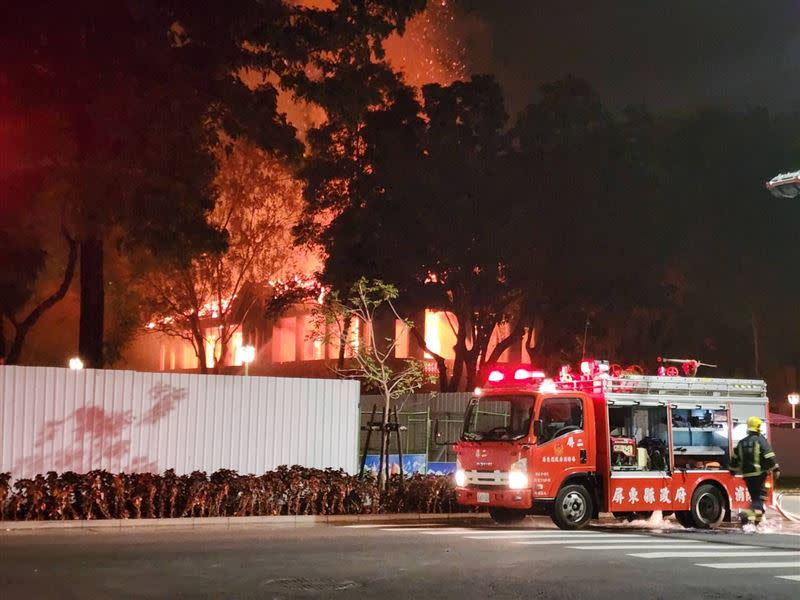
[68,357,84,370]
[789,393,799,430]
[240,345,255,376]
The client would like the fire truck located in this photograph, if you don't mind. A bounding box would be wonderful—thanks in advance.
[447,360,772,530]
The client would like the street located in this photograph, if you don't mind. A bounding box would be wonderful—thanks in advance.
[1,518,798,599]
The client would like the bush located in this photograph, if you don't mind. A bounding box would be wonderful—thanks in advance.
[0,468,462,520]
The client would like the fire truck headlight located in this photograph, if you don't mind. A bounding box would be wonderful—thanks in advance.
[455,469,467,487]
[508,470,528,490]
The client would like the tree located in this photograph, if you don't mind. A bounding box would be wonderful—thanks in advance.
[312,278,429,490]
[1,0,426,368]
[142,141,304,373]
[0,216,78,365]
[0,122,79,364]
[300,74,534,391]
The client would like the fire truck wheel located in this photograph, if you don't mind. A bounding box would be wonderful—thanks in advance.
[489,508,527,524]
[551,484,594,530]
[688,484,725,529]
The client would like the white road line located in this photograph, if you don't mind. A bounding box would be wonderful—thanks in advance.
[509,536,649,545]
[630,550,792,559]
[379,527,456,532]
[776,575,800,582]
[695,562,800,569]
[342,524,388,528]
[464,533,644,540]
[463,530,607,536]
[569,544,715,551]
[419,529,558,536]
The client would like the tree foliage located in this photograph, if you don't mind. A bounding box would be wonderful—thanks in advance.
[142,141,304,373]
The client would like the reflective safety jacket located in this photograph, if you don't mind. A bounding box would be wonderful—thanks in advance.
[729,432,778,478]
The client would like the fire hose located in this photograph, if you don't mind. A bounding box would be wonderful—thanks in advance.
[771,492,800,523]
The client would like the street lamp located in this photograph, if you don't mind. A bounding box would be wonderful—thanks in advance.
[239,345,255,376]
[68,357,84,370]
[789,393,799,430]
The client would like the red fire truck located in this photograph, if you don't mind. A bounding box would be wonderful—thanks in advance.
[448,361,772,529]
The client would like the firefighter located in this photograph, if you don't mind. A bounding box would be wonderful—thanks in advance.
[729,416,780,526]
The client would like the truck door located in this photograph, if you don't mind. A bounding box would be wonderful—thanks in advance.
[531,394,595,499]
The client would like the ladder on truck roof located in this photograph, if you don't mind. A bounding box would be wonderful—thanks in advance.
[601,375,767,406]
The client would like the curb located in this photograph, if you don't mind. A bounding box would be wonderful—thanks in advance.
[0,512,488,533]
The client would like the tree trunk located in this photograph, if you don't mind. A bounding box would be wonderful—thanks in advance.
[5,231,79,365]
[191,317,208,374]
[0,318,6,361]
[409,327,448,391]
[79,234,105,368]
[377,395,391,492]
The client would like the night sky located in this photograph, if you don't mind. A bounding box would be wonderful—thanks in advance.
[457,0,800,113]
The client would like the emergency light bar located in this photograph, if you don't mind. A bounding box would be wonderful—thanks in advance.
[483,365,545,386]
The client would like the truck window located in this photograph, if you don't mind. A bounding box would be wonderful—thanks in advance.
[463,395,535,441]
[537,397,583,444]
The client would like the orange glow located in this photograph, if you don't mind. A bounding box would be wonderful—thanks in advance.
[424,310,456,360]
[272,316,297,363]
[394,319,410,358]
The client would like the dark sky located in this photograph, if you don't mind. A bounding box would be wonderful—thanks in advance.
[457,0,800,114]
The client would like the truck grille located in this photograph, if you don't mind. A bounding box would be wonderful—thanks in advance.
[465,470,509,487]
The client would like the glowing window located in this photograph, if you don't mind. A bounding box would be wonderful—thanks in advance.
[424,310,456,360]
[394,319,410,358]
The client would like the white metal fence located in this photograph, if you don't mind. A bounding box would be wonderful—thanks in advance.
[0,366,360,479]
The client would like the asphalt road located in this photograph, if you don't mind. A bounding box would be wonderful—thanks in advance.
[1,518,798,599]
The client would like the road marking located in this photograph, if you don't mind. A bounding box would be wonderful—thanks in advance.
[630,550,790,559]
[464,533,643,540]
[418,527,605,537]
[776,575,800,581]
[569,544,714,550]
[695,562,800,569]
[379,527,457,532]
[342,524,387,528]
[510,535,650,545]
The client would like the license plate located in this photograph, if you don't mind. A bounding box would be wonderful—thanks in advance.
[477,492,490,503]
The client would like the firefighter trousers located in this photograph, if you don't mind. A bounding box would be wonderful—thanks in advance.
[742,473,767,523]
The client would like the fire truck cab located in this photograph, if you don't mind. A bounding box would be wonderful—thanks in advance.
[452,362,771,530]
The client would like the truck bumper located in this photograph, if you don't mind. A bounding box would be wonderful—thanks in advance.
[457,488,533,509]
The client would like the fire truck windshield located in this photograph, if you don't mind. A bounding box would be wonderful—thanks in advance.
[462,395,536,441]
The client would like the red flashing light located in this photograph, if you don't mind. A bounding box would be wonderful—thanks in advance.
[487,370,505,383]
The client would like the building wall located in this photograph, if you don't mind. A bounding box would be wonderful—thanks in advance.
[0,366,360,479]
[771,427,800,477]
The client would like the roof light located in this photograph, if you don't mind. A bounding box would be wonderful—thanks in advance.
[514,368,532,380]
[474,387,482,396]
[487,370,505,383]
[539,378,557,393]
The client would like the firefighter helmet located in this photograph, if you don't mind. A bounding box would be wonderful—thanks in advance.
[746,416,762,432]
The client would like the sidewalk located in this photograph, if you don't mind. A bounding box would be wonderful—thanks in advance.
[1,512,489,533]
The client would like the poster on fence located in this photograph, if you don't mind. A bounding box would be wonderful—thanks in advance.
[363,454,427,476]
[426,462,456,476]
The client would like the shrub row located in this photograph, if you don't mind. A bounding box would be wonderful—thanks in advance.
[0,467,461,520]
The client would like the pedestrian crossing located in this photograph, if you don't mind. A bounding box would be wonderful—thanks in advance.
[341,523,800,583]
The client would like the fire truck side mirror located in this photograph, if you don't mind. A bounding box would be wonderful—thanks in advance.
[533,419,543,438]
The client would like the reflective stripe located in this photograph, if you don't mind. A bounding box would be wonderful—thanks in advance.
[753,441,760,472]
[763,451,775,459]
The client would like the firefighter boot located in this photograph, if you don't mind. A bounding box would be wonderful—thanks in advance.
[739,509,757,532]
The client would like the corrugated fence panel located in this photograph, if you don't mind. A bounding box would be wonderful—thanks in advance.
[0,366,360,478]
